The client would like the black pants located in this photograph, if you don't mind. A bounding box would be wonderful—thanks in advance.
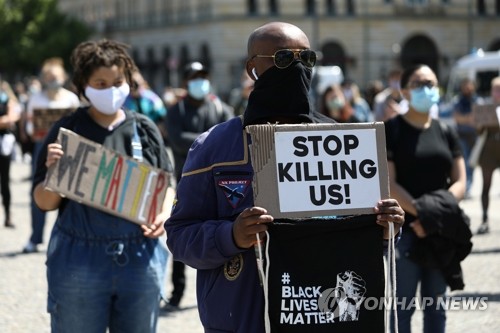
[0,155,11,221]
[169,260,185,306]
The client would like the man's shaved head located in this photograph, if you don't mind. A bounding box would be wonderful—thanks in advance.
[246,22,311,79]
[243,22,315,126]
[247,22,310,56]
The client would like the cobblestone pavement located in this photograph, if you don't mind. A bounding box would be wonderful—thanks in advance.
[1,159,499,332]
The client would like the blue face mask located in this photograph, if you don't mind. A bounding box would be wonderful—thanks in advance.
[187,78,210,100]
[410,86,440,113]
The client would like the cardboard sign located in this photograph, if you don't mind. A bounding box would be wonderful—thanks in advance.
[44,128,170,225]
[33,108,75,141]
[472,104,500,128]
[246,123,389,218]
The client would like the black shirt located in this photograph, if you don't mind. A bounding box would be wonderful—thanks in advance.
[384,115,462,200]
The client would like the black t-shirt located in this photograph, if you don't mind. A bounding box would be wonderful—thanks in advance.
[385,115,462,200]
[33,107,173,189]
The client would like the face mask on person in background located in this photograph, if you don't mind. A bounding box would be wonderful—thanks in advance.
[85,83,130,115]
[187,78,210,100]
[389,80,400,91]
[43,79,65,91]
[410,86,440,113]
[327,97,345,111]
[342,89,353,101]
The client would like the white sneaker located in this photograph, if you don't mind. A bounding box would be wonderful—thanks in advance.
[22,241,38,253]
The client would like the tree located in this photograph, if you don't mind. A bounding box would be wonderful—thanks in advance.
[0,0,93,78]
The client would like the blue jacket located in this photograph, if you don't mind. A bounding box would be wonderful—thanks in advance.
[166,116,265,332]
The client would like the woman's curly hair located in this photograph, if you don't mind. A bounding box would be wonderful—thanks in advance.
[70,39,137,99]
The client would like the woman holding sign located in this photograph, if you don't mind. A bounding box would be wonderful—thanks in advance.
[32,40,175,333]
[385,64,469,333]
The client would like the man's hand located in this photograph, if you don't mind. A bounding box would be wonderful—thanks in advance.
[373,199,405,239]
[233,207,273,249]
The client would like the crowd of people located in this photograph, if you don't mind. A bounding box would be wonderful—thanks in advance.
[0,20,498,333]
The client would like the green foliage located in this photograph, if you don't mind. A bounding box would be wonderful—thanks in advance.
[0,0,93,77]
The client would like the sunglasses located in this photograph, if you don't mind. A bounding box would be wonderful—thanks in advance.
[251,49,317,69]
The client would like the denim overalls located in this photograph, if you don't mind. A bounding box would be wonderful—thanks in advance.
[46,200,168,333]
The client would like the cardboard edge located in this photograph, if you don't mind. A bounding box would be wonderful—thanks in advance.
[43,128,170,225]
[248,122,390,219]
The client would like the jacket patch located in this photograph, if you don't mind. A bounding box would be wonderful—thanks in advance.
[224,253,244,281]
[217,179,250,208]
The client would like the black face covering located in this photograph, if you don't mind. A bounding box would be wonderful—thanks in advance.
[243,61,314,127]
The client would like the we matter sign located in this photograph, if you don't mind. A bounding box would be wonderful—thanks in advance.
[44,128,170,225]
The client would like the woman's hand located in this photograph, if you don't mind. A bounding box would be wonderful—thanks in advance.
[142,210,170,239]
[45,143,64,168]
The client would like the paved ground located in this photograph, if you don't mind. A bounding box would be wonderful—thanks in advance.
[1,158,499,332]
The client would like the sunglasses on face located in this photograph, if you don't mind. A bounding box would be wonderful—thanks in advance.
[251,49,317,69]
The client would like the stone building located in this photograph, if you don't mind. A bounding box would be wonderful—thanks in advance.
[58,0,500,98]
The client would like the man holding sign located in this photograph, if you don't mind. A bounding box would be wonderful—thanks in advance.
[33,40,175,333]
[166,22,404,333]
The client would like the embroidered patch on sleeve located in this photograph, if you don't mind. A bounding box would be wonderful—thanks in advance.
[217,179,250,208]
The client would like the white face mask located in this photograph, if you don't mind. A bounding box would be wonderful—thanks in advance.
[85,83,130,115]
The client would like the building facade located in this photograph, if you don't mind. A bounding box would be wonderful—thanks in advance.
[58,0,500,97]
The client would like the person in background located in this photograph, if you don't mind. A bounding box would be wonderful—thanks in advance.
[13,81,31,161]
[123,70,166,125]
[385,64,467,333]
[33,39,175,332]
[319,84,360,123]
[164,61,234,311]
[161,86,187,146]
[228,70,254,116]
[374,69,404,121]
[341,79,373,122]
[22,58,80,253]
[162,86,186,110]
[365,79,384,111]
[476,76,500,234]
[165,21,404,332]
[0,78,21,228]
[453,78,484,199]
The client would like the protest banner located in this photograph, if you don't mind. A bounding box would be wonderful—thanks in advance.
[33,108,75,141]
[44,128,170,225]
[264,216,385,333]
[247,123,390,332]
[472,104,500,128]
[246,122,389,218]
